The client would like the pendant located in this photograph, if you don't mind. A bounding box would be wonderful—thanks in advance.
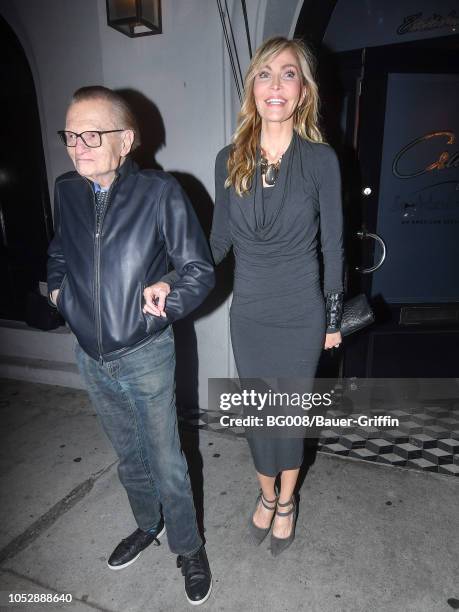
[260,153,282,186]
[265,163,279,185]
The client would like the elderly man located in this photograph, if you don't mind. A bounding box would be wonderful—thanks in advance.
[47,86,214,605]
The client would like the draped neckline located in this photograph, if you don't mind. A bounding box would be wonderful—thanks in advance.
[238,132,297,237]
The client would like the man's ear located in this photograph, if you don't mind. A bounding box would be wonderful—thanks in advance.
[121,129,135,156]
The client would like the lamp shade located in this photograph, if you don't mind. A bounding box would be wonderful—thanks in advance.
[106,0,162,37]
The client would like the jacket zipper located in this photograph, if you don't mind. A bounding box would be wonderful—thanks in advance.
[89,177,119,365]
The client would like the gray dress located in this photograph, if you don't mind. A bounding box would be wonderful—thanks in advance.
[211,132,344,476]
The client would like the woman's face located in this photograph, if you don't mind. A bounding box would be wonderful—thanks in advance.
[252,48,305,128]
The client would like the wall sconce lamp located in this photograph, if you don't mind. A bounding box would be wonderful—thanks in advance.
[106,0,162,37]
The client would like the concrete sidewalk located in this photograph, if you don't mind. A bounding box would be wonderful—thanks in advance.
[0,378,458,612]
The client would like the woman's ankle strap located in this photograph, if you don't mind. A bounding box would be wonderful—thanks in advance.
[260,492,277,509]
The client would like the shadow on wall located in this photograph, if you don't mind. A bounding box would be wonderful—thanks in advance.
[116,88,165,170]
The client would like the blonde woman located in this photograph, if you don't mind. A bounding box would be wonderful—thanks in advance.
[156,36,344,556]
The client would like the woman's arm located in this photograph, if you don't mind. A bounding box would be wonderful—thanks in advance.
[317,145,345,333]
[209,147,233,265]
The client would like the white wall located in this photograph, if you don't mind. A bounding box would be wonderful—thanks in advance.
[94,1,225,192]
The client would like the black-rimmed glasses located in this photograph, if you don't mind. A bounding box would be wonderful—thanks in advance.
[57,130,125,148]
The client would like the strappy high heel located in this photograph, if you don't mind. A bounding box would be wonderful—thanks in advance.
[248,491,277,545]
[270,496,297,557]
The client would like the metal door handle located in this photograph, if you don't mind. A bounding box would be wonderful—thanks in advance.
[355,230,386,273]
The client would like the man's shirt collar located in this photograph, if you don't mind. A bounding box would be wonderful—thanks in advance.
[93,182,108,193]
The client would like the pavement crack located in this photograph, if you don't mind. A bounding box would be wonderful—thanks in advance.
[1,568,116,611]
[0,461,117,565]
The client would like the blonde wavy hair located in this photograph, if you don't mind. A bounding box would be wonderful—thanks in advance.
[226,37,324,196]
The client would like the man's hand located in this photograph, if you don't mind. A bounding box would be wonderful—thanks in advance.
[50,289,59,306]
[324,330,342,350]
[143,282,171,318]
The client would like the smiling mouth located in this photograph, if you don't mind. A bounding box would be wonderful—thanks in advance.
[265,98,287,106]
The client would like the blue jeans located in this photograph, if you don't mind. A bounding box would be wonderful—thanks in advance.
[74,326,202,556]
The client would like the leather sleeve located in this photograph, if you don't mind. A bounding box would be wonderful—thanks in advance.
[159,147,233,289]
[47,183,67,305]
[160,268,179,288]
[152,178,215,326]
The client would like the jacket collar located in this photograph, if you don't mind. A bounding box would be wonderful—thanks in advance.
[115,155,138,180]
[80,155,138,191]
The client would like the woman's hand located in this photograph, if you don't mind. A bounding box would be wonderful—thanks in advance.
[143,282,171,318]
[324,330,342,350]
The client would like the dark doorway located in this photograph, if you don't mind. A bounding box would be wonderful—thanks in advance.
[0,16,52,322]
[296,3,459,377]
[346,40,459,377]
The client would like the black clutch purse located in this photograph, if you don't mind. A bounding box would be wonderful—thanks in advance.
[340,293,374,336]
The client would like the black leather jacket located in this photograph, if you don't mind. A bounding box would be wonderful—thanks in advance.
[47,157,215,362]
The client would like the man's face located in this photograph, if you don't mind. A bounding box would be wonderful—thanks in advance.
[65,98,132,188]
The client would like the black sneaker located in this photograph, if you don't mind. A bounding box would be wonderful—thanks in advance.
[176,546,212,606]
[107,518,165,570]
